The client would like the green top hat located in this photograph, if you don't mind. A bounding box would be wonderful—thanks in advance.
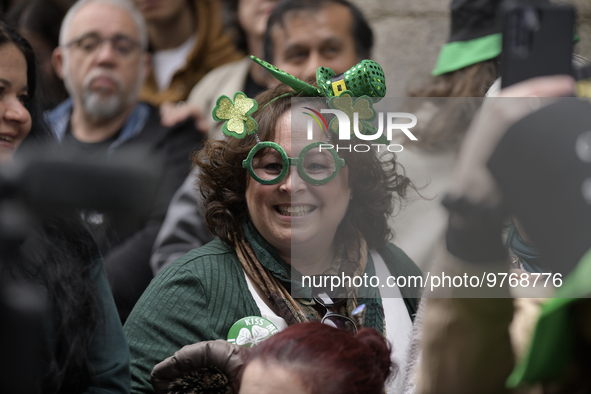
[316,60,386,98]
[432,0,504,76]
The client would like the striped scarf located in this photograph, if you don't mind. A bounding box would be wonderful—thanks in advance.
[236,220,385,333]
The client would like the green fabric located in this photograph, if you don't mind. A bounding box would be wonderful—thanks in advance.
[432,33,501,76]
[243,220,291,283]
[378,243,423,321]
[125,240,259,393]
[42,258,130,393]
[86,259,131,393]
[357,254,385,334]
[507,248,591,387]
[505,222,547,273]
[432,32,579,76]
[125,234,420,393]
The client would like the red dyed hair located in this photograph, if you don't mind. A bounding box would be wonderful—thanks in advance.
[237,322,394,394]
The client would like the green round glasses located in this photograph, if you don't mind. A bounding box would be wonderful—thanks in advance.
[242,141,346,186]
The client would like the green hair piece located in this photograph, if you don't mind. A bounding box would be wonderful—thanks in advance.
[317,60,386,98]
[251,55,321,96]
[212,91,258,139]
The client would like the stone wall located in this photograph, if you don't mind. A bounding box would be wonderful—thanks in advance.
[349,0,591,97]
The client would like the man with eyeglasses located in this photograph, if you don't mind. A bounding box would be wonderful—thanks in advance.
[46,0,203,323]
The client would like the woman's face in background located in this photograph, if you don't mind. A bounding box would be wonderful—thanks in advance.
[132,0,192,23]
[238,0,278,39]
[0,43,32,162]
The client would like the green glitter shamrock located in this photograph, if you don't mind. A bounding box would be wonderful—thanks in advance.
[328,92,389,145]
[212,92,258,139]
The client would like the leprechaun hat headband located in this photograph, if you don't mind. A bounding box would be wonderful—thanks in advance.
[211,56,387,140]
[432,0,504,76]
[251,56,386,98]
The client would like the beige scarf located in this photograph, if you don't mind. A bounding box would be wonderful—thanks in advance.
[235,235,369,326]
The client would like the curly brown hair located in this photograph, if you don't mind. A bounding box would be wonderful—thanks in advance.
[193,83,411,250]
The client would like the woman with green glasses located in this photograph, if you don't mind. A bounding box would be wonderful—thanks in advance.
[125,73,422,393]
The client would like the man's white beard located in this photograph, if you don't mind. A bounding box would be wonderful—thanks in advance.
[62,54,146,121]
[82,88,123,120]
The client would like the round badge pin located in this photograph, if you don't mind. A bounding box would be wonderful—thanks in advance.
[227,316,279,348]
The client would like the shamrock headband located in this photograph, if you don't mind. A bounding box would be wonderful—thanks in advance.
[212,56,387,138]
[211,56,387,185]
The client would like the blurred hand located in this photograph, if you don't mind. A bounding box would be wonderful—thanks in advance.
[160,101,208,133]
[151,339,247,394]
[448,75,575,206]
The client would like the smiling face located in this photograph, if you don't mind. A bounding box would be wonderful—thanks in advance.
[245,109,350,263]
[269,2,359,84]
[54,2,147,120]
[0,43,32,162]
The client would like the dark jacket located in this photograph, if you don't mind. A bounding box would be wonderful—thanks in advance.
[46,100,204,322]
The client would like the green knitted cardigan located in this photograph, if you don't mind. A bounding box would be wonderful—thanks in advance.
[124,228,421,393]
